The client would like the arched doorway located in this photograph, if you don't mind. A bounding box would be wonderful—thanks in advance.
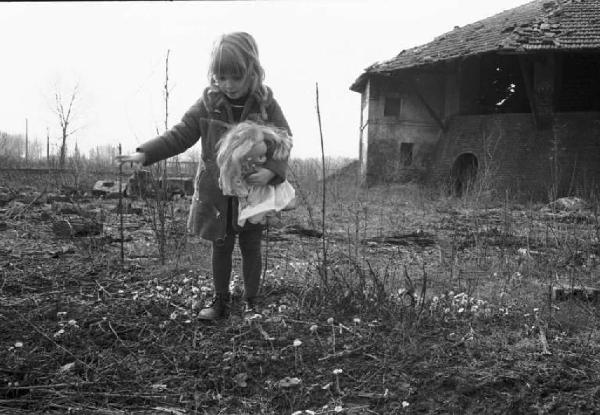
[451,153,478,196]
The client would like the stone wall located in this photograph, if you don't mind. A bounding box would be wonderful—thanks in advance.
[364,73,445,185]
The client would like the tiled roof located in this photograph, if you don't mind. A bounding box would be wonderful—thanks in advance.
[351,0,600,92]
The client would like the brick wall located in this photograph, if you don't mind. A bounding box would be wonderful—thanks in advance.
[429,112,600,198]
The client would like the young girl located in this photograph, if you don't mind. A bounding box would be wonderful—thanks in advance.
[117,32,292,320]
[216,121,295,227]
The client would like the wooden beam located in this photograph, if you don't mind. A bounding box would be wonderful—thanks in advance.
[518,55,541,128]
[406,76,447,132]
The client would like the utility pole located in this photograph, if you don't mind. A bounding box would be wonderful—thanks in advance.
[25,118,28,165]
[46,127,50,167]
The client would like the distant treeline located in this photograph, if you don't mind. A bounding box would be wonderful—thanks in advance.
[0,130,201,171]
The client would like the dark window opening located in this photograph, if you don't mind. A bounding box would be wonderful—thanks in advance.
[558,52,600,112]
[400,142,413,166]
[478,55,530,114]
[460,54,531,115]
[384,96,401,116]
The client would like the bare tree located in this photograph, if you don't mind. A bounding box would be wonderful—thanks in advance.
[53,82,80,168]
[29,138,44,162]
[0,131,25,165]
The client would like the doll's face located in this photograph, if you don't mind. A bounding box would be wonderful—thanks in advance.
[245,140,267,165]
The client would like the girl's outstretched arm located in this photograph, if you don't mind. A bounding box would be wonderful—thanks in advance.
[137,99,205,166]
[115,152,146,165]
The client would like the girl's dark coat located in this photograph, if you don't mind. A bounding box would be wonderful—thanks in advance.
[138,86,291,242]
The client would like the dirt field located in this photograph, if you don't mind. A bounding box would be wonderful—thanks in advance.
[1,168,600,414]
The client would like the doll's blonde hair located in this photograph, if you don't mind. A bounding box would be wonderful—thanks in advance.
[216,121,292,196]
[208,32,267,103]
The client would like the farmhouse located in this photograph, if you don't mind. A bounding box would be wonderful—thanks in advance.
[350,0,600,198]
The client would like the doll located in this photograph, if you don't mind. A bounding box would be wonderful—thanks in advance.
[216,121,295,226]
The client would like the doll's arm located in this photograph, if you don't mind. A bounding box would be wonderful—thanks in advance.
[245,168,276,187]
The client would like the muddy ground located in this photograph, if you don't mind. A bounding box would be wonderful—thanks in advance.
[1,172,600,414]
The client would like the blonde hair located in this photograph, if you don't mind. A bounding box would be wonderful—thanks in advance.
[208,32,267,103]
[216,121,292,196]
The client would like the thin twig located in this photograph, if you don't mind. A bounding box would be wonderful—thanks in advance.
[263,222,270,284]
[0,382,94,391]
[8,188,47,219]
[315,82,328,285]
[118,143,125,265]
[318,345,369,361]
[108,320,129,348]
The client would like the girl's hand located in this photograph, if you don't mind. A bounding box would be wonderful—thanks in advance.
[115,152,146,165]
[246,167,275,186]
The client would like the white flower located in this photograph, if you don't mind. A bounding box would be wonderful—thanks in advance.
[334,406,343,413]
[402,401,410,408]
[247,313,262,321]
[293,339,302,347]
[353,317,361,324]
[309,324,318,333]
[458,307,465,313]
[333,368,343,375]
[14,341,23,348]
[68,319,78,326]
[327,317,334,324]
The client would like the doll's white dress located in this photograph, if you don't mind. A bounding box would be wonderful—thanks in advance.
[237,180,295,226]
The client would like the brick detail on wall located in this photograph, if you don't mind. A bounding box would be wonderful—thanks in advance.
[427,112,600,198]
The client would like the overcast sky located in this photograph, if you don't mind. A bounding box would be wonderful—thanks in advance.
[0,0,530,160]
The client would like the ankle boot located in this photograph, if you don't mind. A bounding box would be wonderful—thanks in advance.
[244,297,259,315]
[198,293,230,320]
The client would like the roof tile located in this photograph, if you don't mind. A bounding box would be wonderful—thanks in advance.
[351,0,600,91]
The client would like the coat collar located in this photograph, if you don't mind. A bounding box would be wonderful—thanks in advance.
[203,86,273,123]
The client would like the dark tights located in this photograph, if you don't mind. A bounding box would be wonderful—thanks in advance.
[212,227,263,299]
